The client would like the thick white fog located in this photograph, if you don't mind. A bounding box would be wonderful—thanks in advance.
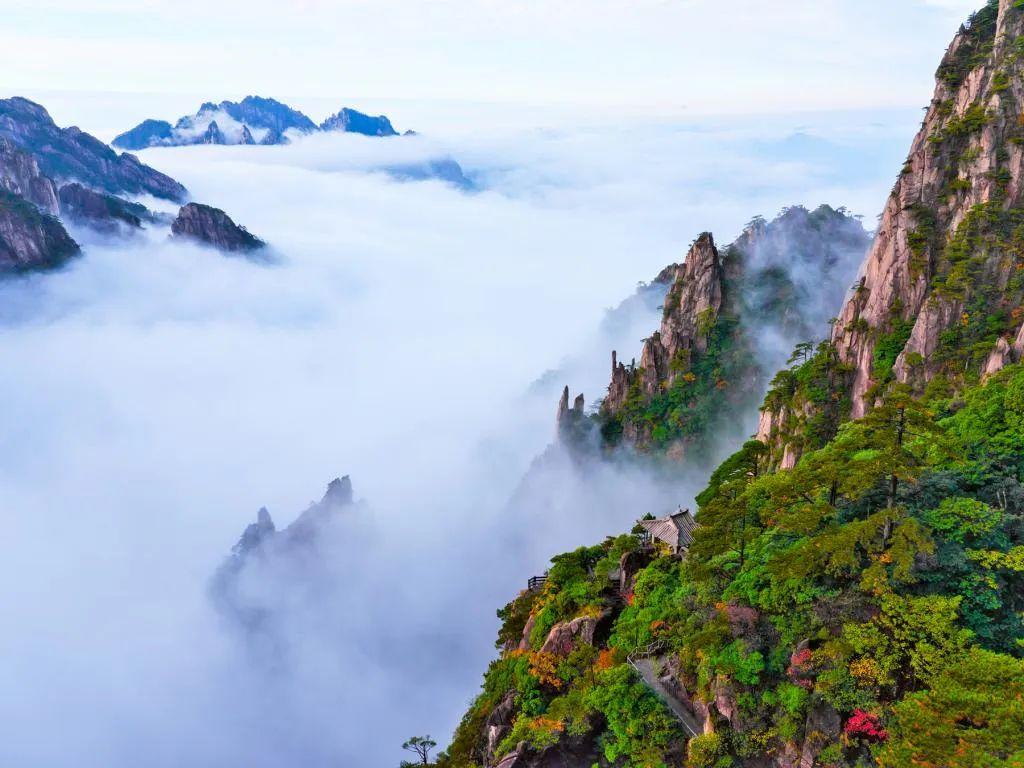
[0,106,912,766]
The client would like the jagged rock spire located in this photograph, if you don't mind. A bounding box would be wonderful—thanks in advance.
[322,475,354,507]
[557,385,570,423]
[232,506,276,556]
[604,232,725,415]
[223,475,356,565]
[556,386,586,443]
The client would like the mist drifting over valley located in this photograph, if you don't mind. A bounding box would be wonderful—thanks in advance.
[0,104,911,766]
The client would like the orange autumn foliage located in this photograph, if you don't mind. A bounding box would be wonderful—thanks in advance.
[528,651,563,689]
[596,649,617,672]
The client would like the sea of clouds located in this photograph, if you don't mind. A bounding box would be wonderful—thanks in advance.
[0,103,914,766]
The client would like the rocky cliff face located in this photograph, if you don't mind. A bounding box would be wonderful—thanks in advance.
[0,97,186,202]
[0,190,79,272]
[0,137,60,216]
[58,182,155,234]
[829,0,1024,416]
[0,105,180,271]
[600,206,869,458]
[170,202,266,253]
[612,232,726,409]
[0,96,277,273]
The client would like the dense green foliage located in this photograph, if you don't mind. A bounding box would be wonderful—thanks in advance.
[442,364,1024,767]
[876,648,1024,768]
[437,9,1024,762]
[437,535,686,768]
[762,341,853,456]
[613,311,756,456]
[651,369,1022,765]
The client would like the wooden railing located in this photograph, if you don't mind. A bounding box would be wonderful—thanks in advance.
[527,575,547,592]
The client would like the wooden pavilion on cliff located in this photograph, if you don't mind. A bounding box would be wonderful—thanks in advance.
[638,508,697,556]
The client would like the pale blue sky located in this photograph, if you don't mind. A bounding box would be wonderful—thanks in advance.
[0,0,985,113]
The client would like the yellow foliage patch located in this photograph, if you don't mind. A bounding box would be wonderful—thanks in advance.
[849,656,882,685]
[528,651,564,689]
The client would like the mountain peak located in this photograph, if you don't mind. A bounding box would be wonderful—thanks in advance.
[600,205,869,455]
[322,476,353,507]
[112,97,402,149]
[170,202,265,253]
[319,107,398,137]
[825,0,1024,419]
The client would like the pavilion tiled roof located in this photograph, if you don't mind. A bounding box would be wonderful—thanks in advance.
[639,508,697,550]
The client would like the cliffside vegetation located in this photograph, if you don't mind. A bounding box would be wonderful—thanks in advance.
[437,2,1024,766]
[440,364,1024,768]
[597,205,869,461]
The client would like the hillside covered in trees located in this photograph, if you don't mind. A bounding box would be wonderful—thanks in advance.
[432,2,1024,766]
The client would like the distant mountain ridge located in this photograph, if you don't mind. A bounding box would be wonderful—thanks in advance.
[112,95,404,150]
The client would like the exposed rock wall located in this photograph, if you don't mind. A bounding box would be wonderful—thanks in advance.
[0,189,79,272]
[171,202,266,253]
[601,206,868,456]
[831,0,1024,415]
[58,183,151,233]
[0,97,186,202]
[0,137,59,216]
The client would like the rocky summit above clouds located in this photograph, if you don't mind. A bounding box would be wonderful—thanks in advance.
[755,0,1024,469]
[170,202,265,254]
[112,95,403,149]
[0,97,186,202]
[0,95,273,273]
[593,204,870,459]
[110,95,476,189]
[0,95,186,272]
[228,476,356,561]
[211,476,357,632]
[319,107,398,137]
